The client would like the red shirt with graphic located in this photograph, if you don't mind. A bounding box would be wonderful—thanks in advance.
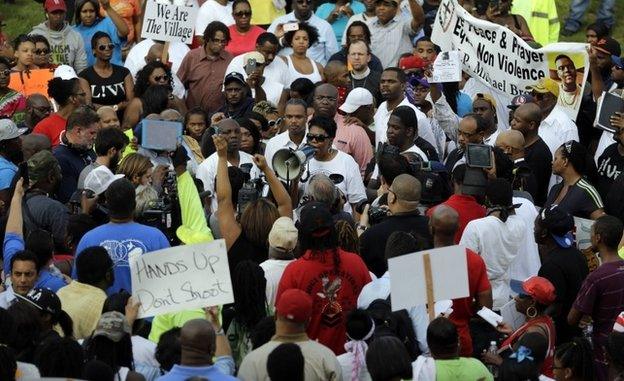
[276,248,372,354]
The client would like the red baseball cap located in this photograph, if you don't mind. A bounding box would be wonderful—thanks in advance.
[276,289,313,323]
[510,276,556,306]
[44,0,67,12]
[399,55,428,70]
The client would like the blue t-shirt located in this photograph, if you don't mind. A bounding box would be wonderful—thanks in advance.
[74,17,124,66]
[156,363,237,381]
[0,156,17,191]
[456,91,472,117]
[315,1,365,46]
[72,222,170,295]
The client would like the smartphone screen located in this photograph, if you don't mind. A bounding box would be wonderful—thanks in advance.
[466,144,493,168]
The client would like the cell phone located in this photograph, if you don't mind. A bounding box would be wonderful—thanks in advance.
[466,144,493,168]
[245,58,256,76]
[283,22,299,32]
[18,162,28,185]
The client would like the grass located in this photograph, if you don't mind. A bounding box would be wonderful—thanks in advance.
[0,0,621,46]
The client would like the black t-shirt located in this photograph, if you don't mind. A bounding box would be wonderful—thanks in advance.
[524,138,552,206]
[545,178,604,219]
[512,159,538,202]
[597,142,624,197]
[227,230,268,273]
[79,64,130,106]
[359,210,432,277]
[538,246,589,345]
[351,70,383,106]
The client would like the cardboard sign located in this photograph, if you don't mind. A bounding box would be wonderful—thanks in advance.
[388,245,469,311]
[431,51,462,83]
[130,240,233,318]
[141,0,197,44]
[9,69,54,98]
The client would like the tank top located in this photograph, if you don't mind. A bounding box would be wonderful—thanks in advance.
[79,64,130,107]
[285,55,322,87]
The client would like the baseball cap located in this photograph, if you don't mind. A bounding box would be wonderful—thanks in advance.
[44,0,66,12]
[473,93,497,108]
[613,56,624,70]
[84,165,124,196]
[53,64,77,80]
[0,119,27,141]
[593,37,621,57]
[298,201,334,237]
[268,217,298,252]
[507,94,534,110]
[614,311,624,333]
[15,287,62,316]
[538,204,575,248]
[398,55,427,70]
[275,289,313,323]
[93,311,132,342]
[339,88,374,114]
[243,51,265,66]
[224,72,246,86]
[510,276,556,305]
[414,77,430,88]
[526,78,560,98]
[27,150,60,184]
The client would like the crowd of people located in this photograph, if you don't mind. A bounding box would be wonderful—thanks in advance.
[0,0,623,380]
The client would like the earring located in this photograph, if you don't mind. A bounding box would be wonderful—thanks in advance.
[526,306,537,319]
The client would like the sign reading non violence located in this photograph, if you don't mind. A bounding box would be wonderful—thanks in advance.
[130,240,233,318]
[141,0,197,44]
[432,0,589,120]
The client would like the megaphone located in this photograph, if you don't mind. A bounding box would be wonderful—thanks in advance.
[272,145,316,182]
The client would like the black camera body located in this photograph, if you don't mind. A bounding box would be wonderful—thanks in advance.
[140,170,181,245]
[237,163,264,214]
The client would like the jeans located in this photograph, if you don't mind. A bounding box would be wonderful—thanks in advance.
[564,0,615,31]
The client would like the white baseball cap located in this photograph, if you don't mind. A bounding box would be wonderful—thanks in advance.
[84,165,124,196]
[339,87,374,114]
[53,65,78,80]
[0,119,27,141]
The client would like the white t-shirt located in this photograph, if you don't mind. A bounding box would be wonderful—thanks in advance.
[538,106,580,156]
[259,258,294,308]
[132,335,159,368]
[337,351,372,381]
[226,54,290,88]
[508,197,541,282]
[255,80,284,108]
[302,150,367,213]
[460,214,526,310]
[195,0,234,36]
[264,130,307,171]
[196,151,260,212]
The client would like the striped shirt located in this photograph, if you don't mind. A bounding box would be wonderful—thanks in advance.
[545,178,604,219]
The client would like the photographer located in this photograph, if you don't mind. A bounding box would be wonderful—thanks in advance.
[359,173,432,278]
[214,134,292,273]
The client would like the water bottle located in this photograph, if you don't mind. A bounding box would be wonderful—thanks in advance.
[487,341,499,378]
[583,322,593,347]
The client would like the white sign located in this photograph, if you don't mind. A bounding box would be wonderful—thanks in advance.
[141,0,197,44]
[431,51,462,83]
[574,216,593,251]
[431,0,589,120]
[130,240,233,318]
[388,245,469,311]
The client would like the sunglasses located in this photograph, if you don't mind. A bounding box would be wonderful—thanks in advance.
[35,48,50,55]
[234,11,251,17]
[306,133,329,142]
[97,43,114,51]
[153,75,170,82]
[268,117,282,127]
[0,69,10,77]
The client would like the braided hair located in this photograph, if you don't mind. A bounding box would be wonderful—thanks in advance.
[554,337,594,381]
[335,220,359,254]
[232,260,268,330]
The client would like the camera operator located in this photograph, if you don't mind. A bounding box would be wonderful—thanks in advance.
[359,173,433,278]
[213,134,292,273]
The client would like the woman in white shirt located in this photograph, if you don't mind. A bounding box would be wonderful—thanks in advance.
[279,22,325,86]
[302,115,367,214]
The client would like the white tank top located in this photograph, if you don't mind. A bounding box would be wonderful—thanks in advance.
[285,55,322,87]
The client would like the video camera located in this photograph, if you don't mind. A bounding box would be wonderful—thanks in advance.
[237,163,264,214]
[140,170,181,245]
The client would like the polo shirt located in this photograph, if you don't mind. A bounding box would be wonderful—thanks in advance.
[57,280,107,340]
[268,13,339,65]
[194,0,234,37]
[32,113,67,148]
[0,156,17,190]
[369,16,415,69]
[177,48,233,112]
[538,106,579,156]
[333,114,373,176]
[264,130,308,171]
[427,194,486,243]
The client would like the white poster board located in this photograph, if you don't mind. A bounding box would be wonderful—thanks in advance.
[141,0,197,44]
[574,216,593,250]
[431,51,462,83]
[388,245,469,311]
[130,239,233,318]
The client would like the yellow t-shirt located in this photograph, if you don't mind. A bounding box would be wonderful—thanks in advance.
[249,0,285,26]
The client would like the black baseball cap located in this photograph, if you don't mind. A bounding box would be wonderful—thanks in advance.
[538,204,575,248]
[507,94,534,110]
[224,72,246,86]
[298,201,333,237]
[16,287,62,317]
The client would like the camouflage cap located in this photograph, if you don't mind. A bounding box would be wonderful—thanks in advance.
[27,150,60,184]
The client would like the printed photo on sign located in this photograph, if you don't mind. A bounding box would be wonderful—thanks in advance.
[547,52,586,114]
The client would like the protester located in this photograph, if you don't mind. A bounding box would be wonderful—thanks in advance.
[278,22,325,86]
[21,94,52,132]
[226,0,266,57]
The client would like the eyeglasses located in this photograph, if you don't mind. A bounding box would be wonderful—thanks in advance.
[153,75,170,82]
[306,133,329,142]
[268,117,282,127]
[0,69,10,77]
[97,43,114,51]
[35,48,50,55]
[314,95,337,103]
[234,11,251,17]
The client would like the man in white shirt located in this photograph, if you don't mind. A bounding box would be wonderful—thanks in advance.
[264,99,308,171]
[195,0,234,39]
[472,93,500,147]
[374,68,437,153]
[526,78,579,156]
[224,32,290,88]
[460,179,526,310]
[196,119,260,212]
[260,217,297,308]
[268,0,339,65]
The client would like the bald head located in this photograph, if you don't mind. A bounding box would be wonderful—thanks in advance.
[21,133,51,161]
[180,319,215,363]
[160,109,183,122]
[496,130,525,150]
[516,103,541,124]
[391,174,421,203]
[97,106,120,129]
[324,61,349,87]
[430,205,459,241]
[146,43,164,64]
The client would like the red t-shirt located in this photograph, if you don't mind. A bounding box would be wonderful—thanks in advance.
[448,248,491,356]
[225,25,266,57]
[276,248,372,355]
[427,194,486,243]
[32,113,67,148]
